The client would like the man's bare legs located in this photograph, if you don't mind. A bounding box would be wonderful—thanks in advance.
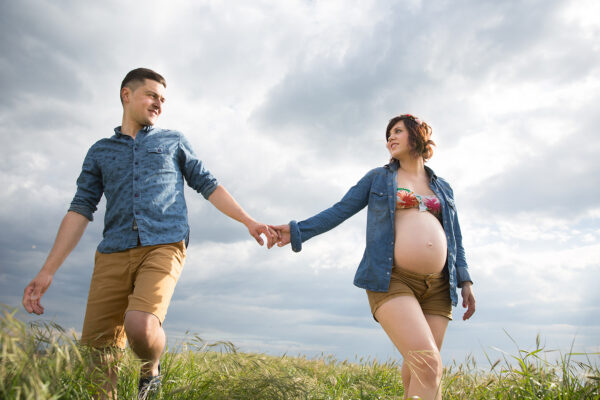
[86,348,120,400]
[124,310,164,377]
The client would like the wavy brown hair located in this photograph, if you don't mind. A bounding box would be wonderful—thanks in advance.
[385,114,435,162]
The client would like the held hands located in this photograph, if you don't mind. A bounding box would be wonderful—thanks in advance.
[22,270,53,315]
[269,224,290,247]
[246,220,279,249]
[461,282,476,321]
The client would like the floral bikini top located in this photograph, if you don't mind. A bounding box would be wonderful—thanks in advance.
[396,187,441,216]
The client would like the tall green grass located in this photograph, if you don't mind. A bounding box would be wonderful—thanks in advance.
[1,305,598,399]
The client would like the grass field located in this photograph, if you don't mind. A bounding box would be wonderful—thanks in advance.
[1,306,598,399]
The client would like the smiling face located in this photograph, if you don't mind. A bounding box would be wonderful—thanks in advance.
[121,78,166,127]
[386,120,411,159]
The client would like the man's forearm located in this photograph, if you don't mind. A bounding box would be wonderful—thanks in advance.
[207,185,254,226]
[41,211,90,276]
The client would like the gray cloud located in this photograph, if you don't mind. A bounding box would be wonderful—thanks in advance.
[468,107,600,217]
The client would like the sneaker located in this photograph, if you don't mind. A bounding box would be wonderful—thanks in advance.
[138,361,161,400]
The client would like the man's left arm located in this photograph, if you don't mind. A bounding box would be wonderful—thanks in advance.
[208,185,277,248]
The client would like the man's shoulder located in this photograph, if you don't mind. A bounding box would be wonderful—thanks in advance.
[88,137,115,151]
[151,127,184,138]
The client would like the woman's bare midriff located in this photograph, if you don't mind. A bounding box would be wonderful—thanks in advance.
[393,208,447,274]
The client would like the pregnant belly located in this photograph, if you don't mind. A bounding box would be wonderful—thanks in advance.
[393,209,447,274]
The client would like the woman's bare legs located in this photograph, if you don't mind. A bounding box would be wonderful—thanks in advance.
[375,296,449,400]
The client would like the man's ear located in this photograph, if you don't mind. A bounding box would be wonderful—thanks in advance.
[121,86,131,104]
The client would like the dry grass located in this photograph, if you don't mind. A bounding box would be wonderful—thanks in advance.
[1,306,598,399]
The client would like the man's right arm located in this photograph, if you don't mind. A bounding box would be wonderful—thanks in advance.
[22,211,89,315]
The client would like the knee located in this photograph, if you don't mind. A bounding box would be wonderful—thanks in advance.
[406,350,443,389]
[401,362,411,385]
[124,312,160,344]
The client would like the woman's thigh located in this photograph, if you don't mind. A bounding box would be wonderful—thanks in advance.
[375,295,439,355]
[424,314,450,350]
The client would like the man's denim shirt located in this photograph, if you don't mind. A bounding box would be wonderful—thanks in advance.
[289,161,472,307]
[69,126,219,253]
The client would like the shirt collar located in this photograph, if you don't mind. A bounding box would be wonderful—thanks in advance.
[114,125,154,137]
[424,165,438,182]
[386,160,438,182]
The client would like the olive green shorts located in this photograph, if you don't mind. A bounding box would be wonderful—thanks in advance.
[366,265,452,322]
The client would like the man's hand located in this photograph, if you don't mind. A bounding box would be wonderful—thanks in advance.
[247,220,279,249]
[23,271,53,315]
[270,224,291,247]
[207,186,279,248]
[461,282,476,321]
[20,211,89,315]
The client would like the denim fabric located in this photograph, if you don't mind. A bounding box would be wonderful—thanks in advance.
[69,126,218,253]
[289,161,472,307]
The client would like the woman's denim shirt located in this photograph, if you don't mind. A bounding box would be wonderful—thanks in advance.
[289,161,472,307]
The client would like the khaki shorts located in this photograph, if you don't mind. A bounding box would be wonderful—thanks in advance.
[366,266,452,322]
[80,241,186,348]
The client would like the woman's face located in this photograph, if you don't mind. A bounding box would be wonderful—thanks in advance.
[386,120,410,159]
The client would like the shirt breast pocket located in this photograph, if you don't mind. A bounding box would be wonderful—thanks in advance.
[369,189,388,214]
[146,146,176,172]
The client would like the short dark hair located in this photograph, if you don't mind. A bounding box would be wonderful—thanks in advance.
[386,114,435,161]
[120,68,166,103]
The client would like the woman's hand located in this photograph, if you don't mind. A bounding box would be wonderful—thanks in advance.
[461,282,476,320]
[270,224,291,247]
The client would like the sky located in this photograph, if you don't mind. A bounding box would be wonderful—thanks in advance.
[1,0,599,366]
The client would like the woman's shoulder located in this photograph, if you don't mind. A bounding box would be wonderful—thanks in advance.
[362,165,393,181]
[434,175,455,197]
[425,166,454,191]
[369,165,390,174]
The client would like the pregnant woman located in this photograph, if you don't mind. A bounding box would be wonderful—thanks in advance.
[273,114,475,400]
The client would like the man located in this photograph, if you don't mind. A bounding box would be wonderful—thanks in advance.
[22,68,276,399]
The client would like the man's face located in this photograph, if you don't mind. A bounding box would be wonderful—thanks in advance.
[122,79,166,126]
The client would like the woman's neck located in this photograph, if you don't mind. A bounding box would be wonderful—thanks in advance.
[396,156,426,177]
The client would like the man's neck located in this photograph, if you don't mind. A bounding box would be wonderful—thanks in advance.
[120,118,143,139]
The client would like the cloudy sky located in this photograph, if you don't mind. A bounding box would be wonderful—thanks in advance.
[1,0,599,366]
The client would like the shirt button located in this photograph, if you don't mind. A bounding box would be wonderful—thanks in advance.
[135,161,139,165]
[134,177,138,181]
[135,211,139,215]
[387,272,390,275]
[388,257,392,261]
[135,193,139,198]
[134,146,138,151]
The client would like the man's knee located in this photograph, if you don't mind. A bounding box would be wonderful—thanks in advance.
[124,311,161,343]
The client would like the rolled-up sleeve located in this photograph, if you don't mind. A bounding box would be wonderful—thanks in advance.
[289,169,373,253]
[68,147,103,221]
[178,135,219,199]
